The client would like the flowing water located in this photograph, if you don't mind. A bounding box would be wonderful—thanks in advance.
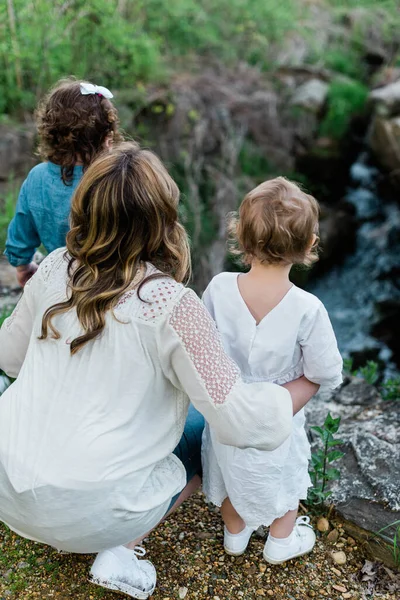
[308,153,400,377]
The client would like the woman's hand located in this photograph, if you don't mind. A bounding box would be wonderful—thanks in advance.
[282,376,320,415]
[16,262,38,287]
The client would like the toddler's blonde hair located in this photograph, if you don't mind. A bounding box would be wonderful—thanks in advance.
[229,176,320,266]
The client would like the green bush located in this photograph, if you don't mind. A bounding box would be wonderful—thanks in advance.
[0,182,18,252]
[319,79,368,139]
[3,0,399,117]
[0,0,163,115]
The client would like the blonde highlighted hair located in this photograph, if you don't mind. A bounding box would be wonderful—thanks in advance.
[229,176,320,266]
[39,142,190,354]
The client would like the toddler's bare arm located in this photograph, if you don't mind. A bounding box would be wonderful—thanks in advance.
[282,376,319,415]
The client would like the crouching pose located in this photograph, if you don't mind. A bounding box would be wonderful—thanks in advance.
[0,143,294,598]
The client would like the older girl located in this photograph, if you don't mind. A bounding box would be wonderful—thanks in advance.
[0,144,294,599]
[5,78,121,286]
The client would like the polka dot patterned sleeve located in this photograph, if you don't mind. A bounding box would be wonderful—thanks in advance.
[158,289,293,451]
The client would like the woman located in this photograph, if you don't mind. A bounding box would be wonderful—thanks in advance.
[0,142,294,599]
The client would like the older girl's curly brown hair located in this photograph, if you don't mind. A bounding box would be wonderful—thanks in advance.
[229,176,320,267]
[36,77,123,184]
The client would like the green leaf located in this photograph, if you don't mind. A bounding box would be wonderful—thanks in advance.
[359,361,379,386]
[327,450,345,462]
[325,467,341,481]
[327,439,344,447]
[311,456,323,470]
[322,429,331,442]
[324,412,341,434]
[310,426,324,437]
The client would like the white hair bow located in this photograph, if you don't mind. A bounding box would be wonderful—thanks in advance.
[80,82,113,99]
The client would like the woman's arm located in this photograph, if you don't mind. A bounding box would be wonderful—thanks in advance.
[158,289,293,451]
[282,376,320,415]
[0,275,37,377]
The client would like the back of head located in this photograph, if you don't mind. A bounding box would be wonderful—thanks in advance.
[232,177,320,267]
[40,142,190,354]
[36,77,122,183]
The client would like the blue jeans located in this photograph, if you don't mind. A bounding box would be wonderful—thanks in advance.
[166,404,204,513]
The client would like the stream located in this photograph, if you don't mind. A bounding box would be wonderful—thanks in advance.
[308,152,400,378]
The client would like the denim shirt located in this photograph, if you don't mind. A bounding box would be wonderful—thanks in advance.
[4,162,83,266]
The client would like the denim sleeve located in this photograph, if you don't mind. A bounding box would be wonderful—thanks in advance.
[4,179,40,267]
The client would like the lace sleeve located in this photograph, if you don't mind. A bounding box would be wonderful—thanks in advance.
[170,291,240,405]
[158,289,293,451]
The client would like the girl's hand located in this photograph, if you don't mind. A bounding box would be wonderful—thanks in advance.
[16,262,38,287]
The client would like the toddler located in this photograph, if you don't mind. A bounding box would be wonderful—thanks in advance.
[202,177,343,564]
[5,78,121,287]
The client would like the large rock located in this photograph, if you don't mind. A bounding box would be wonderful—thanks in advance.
[317,202,357,268]
[0,257,20,314]
[123,68,324,290]
[0,124,36,180]
[369,80,400,117]
[368,116,400,182]
[291,79,329,113]
[306,378,400,566]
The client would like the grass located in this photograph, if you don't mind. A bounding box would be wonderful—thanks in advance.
[2,0,400,116]
[0,307,12,328]
[374,520,400,568]
[319,78,369,139]
[0,308,13,380]
[0,182,18,253]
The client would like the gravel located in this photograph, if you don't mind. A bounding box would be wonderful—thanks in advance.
[0,493,398,599]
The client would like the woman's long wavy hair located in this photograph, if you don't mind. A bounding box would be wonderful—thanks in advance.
[39,142,191,354]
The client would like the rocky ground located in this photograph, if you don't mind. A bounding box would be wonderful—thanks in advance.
[0,494,399,600]
[305,380,400,569]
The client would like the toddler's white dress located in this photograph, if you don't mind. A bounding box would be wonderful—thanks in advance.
[202,272,343,528]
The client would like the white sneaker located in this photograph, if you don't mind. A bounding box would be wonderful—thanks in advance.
[89,545,156,599]
[263,516,316,565]
[224,525,254,556]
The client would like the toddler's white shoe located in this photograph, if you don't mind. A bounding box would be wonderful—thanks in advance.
[89,545,156,599]
[224,525,254,556]
[263,516,316,565]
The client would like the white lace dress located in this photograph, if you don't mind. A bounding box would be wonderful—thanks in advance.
[0,250,293,553]
[202,272,343,528]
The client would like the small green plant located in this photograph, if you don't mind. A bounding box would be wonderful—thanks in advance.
[343,357,379,385]
[374,520,400,568]
[0,307,12,328]
[344,358,399,401]
[359,360,379,386]
[380,377,400,401]
[343,357,354,375]
[307,413,345,510]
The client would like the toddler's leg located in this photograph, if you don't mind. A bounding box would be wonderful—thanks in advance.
[220,498,254,556]
[269,508,298,538]
[221,497,246,534]
[264,507,316,564]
